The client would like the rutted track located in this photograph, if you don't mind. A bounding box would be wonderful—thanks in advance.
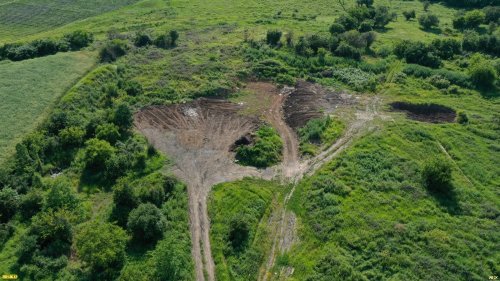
[134,83,380,281]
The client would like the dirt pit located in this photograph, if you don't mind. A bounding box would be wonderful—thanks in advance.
[284,81,356,130]
[390,102,456,123]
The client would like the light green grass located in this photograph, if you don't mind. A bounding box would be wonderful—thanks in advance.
[208,179,284,281]
[0,51,95,162]
[0,0,140,42]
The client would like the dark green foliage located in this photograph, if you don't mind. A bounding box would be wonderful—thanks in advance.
[120,80,143,96]
[154,30,179,49]
[74,221,128,279]
[429,0,496,8]
[453,10,485,30]
[113,104,133,131]
[469,63,497,89]
[306,34,330,54]
[403,64,471,88]
[358,20,373,32]
[403,10,416,21]
[100,39,128,62]
[0,188,19,223]
[422,158,453,193]
[134,31,153,47]
[152,235,193,281]
[58,126,85,147]
[96,123,121,144]
[372,6,397,28]
[111,181,138,226]
[45,179,79,211]
[299,116,343,145]
[430,38,461,59]
[228,217,249,252]
[329,23,345,34]
[419,13,440,29]
[127,203,167,243]
[266,30,282,46]
[0,222,14,247]
[462,30,500,56]
[334,42,361,60]
[335,14,358,30]
[31,39,60,56]
[84,138,115,171]
[394,40,441,68]
[423,1,431,11]
[457,111,469,124]
[63,30,93,51]
[356,0,374,7]
[19,189,43,220]
[342,30,367,49]
[484,6,500,24]
[235,126,283,168]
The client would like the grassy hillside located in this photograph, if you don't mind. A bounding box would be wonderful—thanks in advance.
[0,0,140,42]
[0,0,498,280]
[0,51,95,162]
[209,179,284,281]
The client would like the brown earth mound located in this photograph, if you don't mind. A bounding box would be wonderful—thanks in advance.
[390,102,456,123]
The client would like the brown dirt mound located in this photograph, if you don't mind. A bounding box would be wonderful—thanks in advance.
[390,102,456,123]
[283,81,326,130]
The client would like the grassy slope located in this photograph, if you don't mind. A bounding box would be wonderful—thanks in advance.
[208,179,284,281]
[0,51,95,162]
[0,0,140,42]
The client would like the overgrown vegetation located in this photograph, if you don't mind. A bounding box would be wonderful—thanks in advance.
[235,126,283,168]
[299,116,345,156]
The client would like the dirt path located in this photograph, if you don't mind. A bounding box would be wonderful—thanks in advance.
[259,95,381,281]
[134,84,380,281]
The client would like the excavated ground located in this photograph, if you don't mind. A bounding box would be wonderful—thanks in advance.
[134,82,374,281]
[390,101,456,123]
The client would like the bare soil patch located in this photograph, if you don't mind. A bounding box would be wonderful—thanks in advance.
[390,102,456,123]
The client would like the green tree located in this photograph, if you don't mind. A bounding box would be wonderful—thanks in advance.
[228,217,249,252]
[59,126,85,147]
[127,203,167,243]
[0,188,19,223]
[29,209,74,257]
[419,13,440,29]
[403,10,416,21]
[63,30,93,51]
[422,158,452,193]
[114,104,133,131]
[96,123,121,144]
[19,189,44,220]
[74,221,128,278]
[84,138,115,171]
[469,63,497,89]
[100,39,127,62]
[45,179,79,211]
[266,30,282,46]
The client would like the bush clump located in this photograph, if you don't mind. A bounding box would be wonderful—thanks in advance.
[422,158,453,193]
[99,39,128,62]
[236,126,283,168]
[127,203,167,243]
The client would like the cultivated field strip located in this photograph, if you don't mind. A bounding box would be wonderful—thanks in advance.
[0,0,139,40]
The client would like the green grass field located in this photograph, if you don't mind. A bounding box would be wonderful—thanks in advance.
[0,51,95,162]
[208,179,284,281]
[0,0,140,42]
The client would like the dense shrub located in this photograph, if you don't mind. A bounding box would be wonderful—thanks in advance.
[19,189,43,220]
[427,75,451,89]
[100,39,128,62]
[342,30,367,49]
[457,111,469,124]
[134,31,153,47]
[127,203,167,243]
[113,104,133,131]
[28,209,74,257]
[430,38,461,59]
[358,20,373,32]
[394,40,441,68]
[228,217,250,252]
[154,30,179,49]
[75,221,128,279]
[44,179,79,211]
[84,138,116,171]
[64,30,93,51]
[266,30,282,46]
[59,126,85,147]
[419,13,440,29]
[462,30,500,56]
[236,126,283,168]
[334,42,362,60]
[422,158,452,193]
[329,23,346,34]
[356,0,374,7]
[335,15,358,31]
[453,10,485,30]
[403,10,416,21]
[0,188,19,223]
[484,6,500,24]
[469,62,497,89]
[96,123,121,144]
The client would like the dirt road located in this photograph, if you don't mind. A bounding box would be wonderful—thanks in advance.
[134,83,380,281]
